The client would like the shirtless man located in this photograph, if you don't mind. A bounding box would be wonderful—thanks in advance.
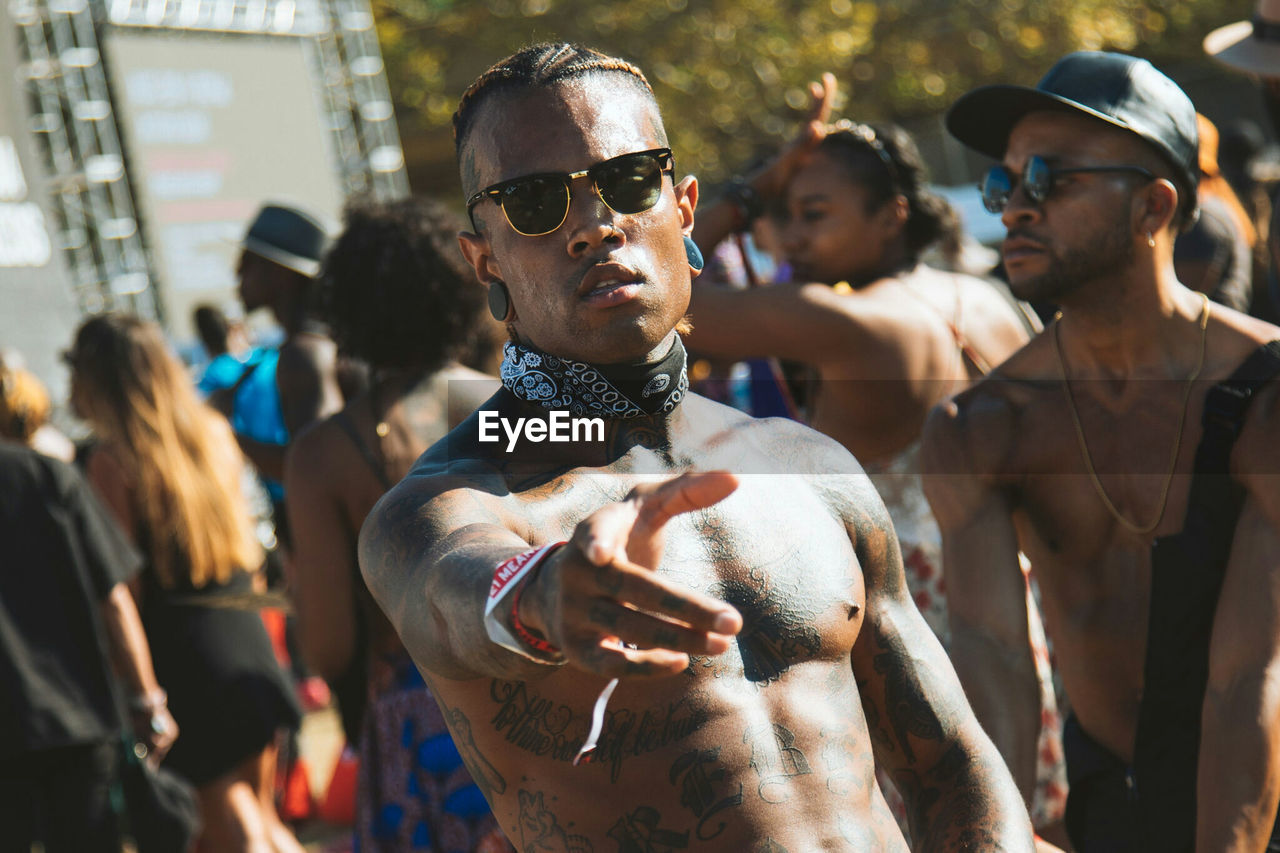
[682,77,1066,839]
[928,51,1280,851]
[358,43,1032,851]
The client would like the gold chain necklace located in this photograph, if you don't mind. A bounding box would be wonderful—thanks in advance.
[1052,292,1210,536]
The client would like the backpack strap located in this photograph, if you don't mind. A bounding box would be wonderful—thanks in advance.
[1136,339,1280,851]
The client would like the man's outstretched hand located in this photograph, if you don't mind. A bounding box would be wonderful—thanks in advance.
[520,471,744,678]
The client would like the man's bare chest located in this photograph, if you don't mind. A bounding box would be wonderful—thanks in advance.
[505,474,865,677]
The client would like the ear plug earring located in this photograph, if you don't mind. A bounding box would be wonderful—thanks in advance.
[683,234,704,272]
[488,281,512,322]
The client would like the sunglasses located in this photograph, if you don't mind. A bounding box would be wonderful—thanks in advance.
[981,155,1156,214]
[467,148,675,237]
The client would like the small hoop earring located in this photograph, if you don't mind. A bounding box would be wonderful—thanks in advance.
[487,281,513,322]
[1146,231,1156,248]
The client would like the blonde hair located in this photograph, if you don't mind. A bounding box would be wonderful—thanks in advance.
[0,364,51,443]
[71,314,262,588]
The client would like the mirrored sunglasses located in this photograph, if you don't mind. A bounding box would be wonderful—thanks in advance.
[981,155,1156,214]
[467,148,675,236]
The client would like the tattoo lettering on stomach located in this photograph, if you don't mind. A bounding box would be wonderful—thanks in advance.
[607,806,691,852]
[745,723,812,804]
[489,681,710,782]
[820,728,870,796]
[668,747,743,841]
[516,788,593,852]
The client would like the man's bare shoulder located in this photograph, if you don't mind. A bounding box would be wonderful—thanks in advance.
[1215,308,1280,494]
[683,392,866,477]
[694,396,890,532]
[278,331,336,365]
[923,333,1054,478]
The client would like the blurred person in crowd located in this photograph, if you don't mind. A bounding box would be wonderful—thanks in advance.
[360,42,1034,852]
[284,197,503,852]
[1218,118,1267,220]
[938,51,1280,851]
[0,352,74,461]
[684,77,1067,841]
[68,313,305,851]
[1205,0,1280,323]
[193,302,257,396]
[1174,113,1256,313]
[0,440,177,852]
[223,202,345,550]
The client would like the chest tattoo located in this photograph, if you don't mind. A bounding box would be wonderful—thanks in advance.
[715,563,823,684]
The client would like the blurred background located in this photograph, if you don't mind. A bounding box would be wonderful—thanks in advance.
[0,0,1266,412]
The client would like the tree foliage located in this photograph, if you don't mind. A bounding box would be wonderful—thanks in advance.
[373,0,1255,197]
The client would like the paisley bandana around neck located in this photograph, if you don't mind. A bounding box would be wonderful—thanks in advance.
[500,337,689,419]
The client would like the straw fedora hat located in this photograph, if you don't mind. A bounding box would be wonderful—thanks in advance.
[1205,0,1280,75]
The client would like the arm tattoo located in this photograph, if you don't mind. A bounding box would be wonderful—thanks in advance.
[899,742,1001,851]
[870,617,950,764]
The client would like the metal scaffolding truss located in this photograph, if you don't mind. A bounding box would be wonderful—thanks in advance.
[12,0,156,317]
[9,0,408,319]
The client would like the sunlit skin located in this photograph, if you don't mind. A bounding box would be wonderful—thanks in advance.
[685,102,1031,464]
[459,82,693,365]
[925,109,1280,852]
[783,149,902,287]
[361,71,1035,852]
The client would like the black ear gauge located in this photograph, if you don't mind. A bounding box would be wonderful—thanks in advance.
[488,281,512,322]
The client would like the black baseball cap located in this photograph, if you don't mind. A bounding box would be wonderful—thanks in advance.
[947,51,1199,206]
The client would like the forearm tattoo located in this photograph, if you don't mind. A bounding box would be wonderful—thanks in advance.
[870,619,946,765]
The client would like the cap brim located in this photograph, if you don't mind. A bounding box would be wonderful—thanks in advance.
[1205,20,1280,76]
[240,236,321,277]
[946,83,1141,162]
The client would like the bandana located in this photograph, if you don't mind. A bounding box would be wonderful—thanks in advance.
[500,337,688,419]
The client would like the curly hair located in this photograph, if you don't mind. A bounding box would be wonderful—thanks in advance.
[818,123,960,264]
[317,197,483,372]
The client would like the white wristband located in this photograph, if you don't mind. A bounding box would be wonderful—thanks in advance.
[483,543,565,664]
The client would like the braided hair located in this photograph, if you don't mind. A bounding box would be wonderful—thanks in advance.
[453,43,662,160]
[818,123,960,264]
